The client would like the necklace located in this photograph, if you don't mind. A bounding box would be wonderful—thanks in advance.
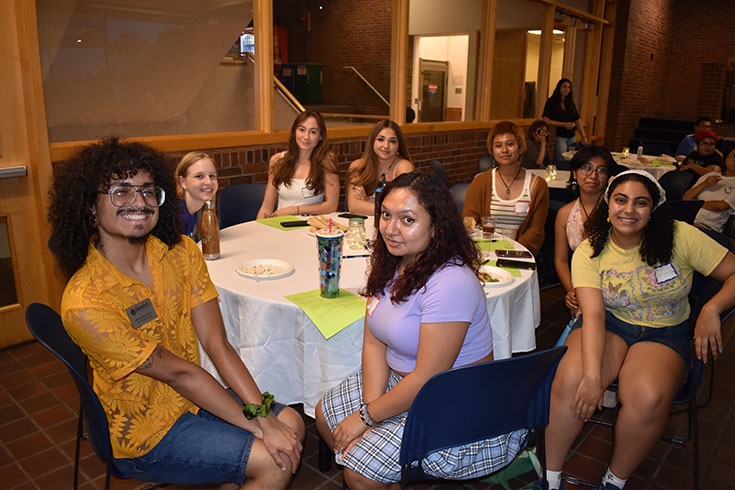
[579,193,602,220]
[380,156,398,179]
[497,167,522,195]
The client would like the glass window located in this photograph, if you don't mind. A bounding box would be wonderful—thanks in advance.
[36,0,256,142]
[491,0,544,119]
[559,0,595,15]
[407,0,484,122]
[274,0,391,129]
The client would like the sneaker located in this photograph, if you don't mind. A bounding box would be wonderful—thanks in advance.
[532,477,563,490]
[597,480,623,490]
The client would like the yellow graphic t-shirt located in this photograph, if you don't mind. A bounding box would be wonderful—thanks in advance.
[572,221,726,327]
[62,236,218,459]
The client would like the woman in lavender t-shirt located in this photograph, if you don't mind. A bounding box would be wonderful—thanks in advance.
[316,172,527,489]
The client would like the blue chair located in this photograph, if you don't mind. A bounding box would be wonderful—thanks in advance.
[25,303,165,490]
[669,199,704,225]
[449,182,470,214]
[478,154,492,173]
[217,182,267,228]
[398,346,567,489]
[659,170,695,201]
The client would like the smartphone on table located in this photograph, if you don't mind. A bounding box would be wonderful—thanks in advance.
[495,249,533,259]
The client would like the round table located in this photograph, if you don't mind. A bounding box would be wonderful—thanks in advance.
[200,214,539,416]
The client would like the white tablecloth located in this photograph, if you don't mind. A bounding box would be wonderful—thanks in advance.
[201,214,539,416]
[562,151,676,180]
[528,169,571,189]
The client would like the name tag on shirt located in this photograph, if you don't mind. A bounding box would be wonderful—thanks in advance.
[515,202,529,214]
[366,296,380,317]
[126,298,158,329]
[654,263,677,284]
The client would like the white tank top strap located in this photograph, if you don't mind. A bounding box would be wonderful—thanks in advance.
[489,168,532,231]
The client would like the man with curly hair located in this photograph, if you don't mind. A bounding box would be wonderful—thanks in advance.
[49,137,304,489]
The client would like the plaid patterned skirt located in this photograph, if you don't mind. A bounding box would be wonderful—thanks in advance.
[320,369,528,483]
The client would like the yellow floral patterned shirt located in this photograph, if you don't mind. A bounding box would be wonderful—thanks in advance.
[61,236,218,459]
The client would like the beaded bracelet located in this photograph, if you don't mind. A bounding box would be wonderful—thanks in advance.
[242,392,275,420]
[359,402,377,427]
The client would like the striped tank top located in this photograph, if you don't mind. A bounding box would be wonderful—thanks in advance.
[490,168,533,233]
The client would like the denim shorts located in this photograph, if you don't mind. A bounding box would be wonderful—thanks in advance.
[112,390,286,485]
[570,311,691,370]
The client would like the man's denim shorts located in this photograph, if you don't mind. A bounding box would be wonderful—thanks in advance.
[111,390,285,485]
[570,311,691,370]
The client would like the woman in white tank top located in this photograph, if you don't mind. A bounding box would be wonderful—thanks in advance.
[257,111,339,219]
[463,121,549,256]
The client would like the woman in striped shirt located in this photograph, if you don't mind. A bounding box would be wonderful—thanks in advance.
[463,121,550,256]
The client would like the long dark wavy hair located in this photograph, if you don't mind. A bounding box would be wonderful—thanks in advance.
[550,78,577,112]
[567,144,618,195]
[48,137,181,278]
[363,172,482,303]
[584,173,674,266]
[270,110,336,194]
[346,119,412,196]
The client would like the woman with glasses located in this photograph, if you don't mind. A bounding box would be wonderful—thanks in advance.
[679,130,724,178]
[554,145,618,316]
[175,152,218,239]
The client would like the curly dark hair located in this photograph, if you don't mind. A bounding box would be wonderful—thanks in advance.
[363,172,482,303]
[584,172,674,266]
[48,137,181,278]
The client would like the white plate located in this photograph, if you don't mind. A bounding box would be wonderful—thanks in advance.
[236,259,294,280]
[479,265,514,289]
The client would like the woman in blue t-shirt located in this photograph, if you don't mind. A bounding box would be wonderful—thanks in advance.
[316,172,526,489]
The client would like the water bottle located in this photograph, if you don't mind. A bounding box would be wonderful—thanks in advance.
[637,142,644,158]
[200,200,220,260]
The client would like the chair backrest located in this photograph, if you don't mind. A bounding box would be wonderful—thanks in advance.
[669,199,703,225]
[428,160,449,188]
[478,155,492,173]
[25,303,114,465]
[449,182,470,213]
[217,182,267,228]
[658,171,695,201]
[399,346,567,468]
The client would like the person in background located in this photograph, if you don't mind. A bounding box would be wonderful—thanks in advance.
[683,144,735,243]
[257,110,339,219]
[522,119,550,169]
[175,151,218,239]
[679,130,724,178]
[346,119,414,215]
[538,170,735,490]
[316,172,527,490]
[463,121,549,256]
[49,137,304,489]
[543,78,589,164]
[554,145,618,317]
[675,116,713,156]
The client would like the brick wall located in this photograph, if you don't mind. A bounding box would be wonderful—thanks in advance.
[278,0,392,115]
[604,0,735,150]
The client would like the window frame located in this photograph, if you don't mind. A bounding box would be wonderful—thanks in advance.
[48,0,615,162]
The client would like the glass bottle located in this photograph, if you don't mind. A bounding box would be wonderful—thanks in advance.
[200,200,220,260]
[347,217,367,250]
[374,174,387,222]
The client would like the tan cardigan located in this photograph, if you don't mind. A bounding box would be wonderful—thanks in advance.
[462,169,549,256]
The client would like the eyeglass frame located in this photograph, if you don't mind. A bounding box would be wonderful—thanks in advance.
[97,183,166,208]
[578,162,610,177]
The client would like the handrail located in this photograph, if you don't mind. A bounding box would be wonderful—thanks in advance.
[343,66,389,107]
[225,54,305,113]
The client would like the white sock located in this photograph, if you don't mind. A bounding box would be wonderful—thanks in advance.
[545,469,562,490]
[603,468,627,488]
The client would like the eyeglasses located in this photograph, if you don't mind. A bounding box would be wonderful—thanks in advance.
[699,141,716,147]
[579,163,610,177]
[99,184,166,208]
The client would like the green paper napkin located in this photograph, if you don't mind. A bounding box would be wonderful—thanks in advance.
[473,239,513,252]
[481,259,522,277]
[257,215,305,230]
[285,288,366,339]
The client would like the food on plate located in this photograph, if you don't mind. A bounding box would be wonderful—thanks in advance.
[637,156,652,164]
[477,270,499,284]
[307,215,347,233]
[242,264,275,276]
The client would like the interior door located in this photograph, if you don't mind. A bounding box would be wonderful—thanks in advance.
[0,0,61,347]
[419,59,447,122]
